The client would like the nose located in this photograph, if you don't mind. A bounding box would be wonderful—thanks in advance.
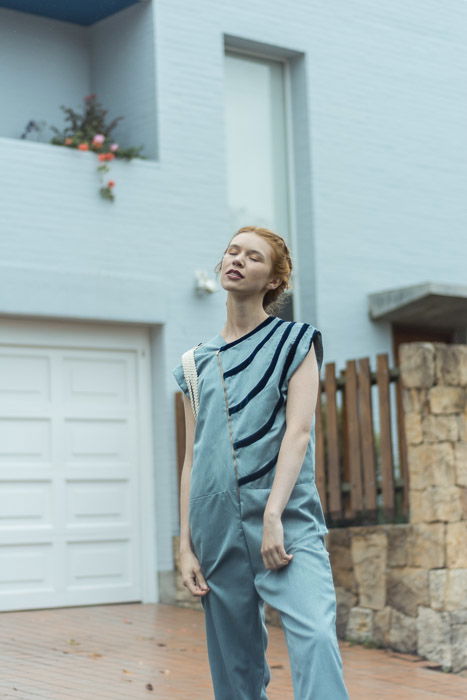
[232,254,244,266]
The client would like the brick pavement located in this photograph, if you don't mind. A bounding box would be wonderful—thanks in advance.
[0,602,466,699]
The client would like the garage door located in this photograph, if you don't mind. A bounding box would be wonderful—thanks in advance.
[0,319,154,611]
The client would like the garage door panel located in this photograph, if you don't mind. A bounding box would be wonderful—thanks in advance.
[0,480,52,527]
[66,480,130,526]
[0,418,52,465]
[0,543,54,592]
[0,353,51,402]
[64,418,131,465]
[67,539,131,589]
[62,356,132,406]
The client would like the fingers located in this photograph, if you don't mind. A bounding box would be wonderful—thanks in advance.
[261,546,293,570]
[195,569,210,593]
[182,566,210,597]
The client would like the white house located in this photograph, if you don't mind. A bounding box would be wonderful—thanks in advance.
[0,0,466,611]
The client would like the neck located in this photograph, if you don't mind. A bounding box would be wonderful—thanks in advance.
[221,296,270,341]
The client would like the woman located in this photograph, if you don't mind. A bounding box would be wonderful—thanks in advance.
[172,226,349,699]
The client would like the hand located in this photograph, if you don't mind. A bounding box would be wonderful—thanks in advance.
[180,548,210,596]
[261,512,293,570]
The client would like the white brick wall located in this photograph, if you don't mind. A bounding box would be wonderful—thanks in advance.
[1,0,466,579]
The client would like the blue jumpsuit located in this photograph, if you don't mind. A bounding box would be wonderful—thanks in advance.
[173,315,349,700]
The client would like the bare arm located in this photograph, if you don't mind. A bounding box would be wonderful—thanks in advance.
[261,343,320,569]
[179,393,195,554]
[178,393,210,595]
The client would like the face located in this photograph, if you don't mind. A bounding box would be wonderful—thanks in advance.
[219,232,280,298]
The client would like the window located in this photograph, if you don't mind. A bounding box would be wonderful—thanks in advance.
[223,50,291,242]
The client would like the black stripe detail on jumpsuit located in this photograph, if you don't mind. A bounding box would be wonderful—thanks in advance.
[228,323,294,414]
[218,315,275,352]
[237,453,279,486]
[233,324,309,451]
[223,318,286,378]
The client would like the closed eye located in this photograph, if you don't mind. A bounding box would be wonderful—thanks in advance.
[227,253,260,261]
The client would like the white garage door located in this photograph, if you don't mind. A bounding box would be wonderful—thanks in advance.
[0,319,155,611]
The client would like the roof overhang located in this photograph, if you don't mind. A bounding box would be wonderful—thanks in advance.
[0,0,144,26]
[368,282,467,329]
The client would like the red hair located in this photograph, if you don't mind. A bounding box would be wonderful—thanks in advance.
[215,226,293,313]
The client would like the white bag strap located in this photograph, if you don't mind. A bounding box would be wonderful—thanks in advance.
[181,343,202,420]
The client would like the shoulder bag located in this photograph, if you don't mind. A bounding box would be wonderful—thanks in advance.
[181,343,202,420]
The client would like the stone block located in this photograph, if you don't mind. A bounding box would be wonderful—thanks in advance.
[454,442,467,487]
[446,522,467,568]
[429,569,447,611]
[405,412,423,444]
[351,532,387,610]
[402,388,428,414]
[373,607,392,647]
[408,442,455,490]
[327,528,351,548]
[437,345,467,388]
[402,387,429,416]
[388,608,417,653]
[451,621,467,673]
[407,523,445,569]
[328,530,357,593]
[387,567,429,617]
[346,607,374,643]
[399,344,435,389]
[417,606,452,668]
[451,610,467,624]
[462,487,467,520]
[410,486,463,523]
[335,586,357,639]
[445,570,467,611]
[387,525,410,568]
[429,386,464,414]
[421,414,459,443]
[458,405,467,442]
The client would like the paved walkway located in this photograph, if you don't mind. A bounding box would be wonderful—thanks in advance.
[1,602,466,699]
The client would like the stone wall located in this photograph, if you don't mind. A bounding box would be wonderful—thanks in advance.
[328,342,467,672]
[170,342,467,672]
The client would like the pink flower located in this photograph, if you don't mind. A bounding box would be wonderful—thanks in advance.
[97,152,115,162]
[110,143,119,152]
[92,134,105,146]
[107,180,116,188]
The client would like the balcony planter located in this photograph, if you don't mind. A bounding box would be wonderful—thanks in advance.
[22,94,146,202]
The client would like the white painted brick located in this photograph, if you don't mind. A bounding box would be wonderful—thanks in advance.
[0,0,466,577]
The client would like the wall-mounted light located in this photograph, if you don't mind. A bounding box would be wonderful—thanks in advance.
[195,270,218,294]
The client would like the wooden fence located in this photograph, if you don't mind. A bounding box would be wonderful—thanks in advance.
[316,353,408,526]
[174,352,408,527]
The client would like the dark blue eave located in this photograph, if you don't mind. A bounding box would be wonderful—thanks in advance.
[0,0,143,26]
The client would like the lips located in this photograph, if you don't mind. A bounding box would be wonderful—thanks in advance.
[226,269,244,279]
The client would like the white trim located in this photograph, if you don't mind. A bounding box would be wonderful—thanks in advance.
[224,45,286,63]
[283,58,301,322]
[136,333,158,603]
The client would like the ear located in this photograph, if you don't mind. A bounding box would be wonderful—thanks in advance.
[267,277,281,291]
